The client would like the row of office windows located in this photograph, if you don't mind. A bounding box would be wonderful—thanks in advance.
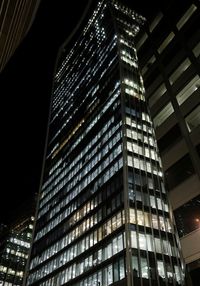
[39,111,160,228]
[129,186,169,213]
[39,125,121,218]
[130,230,178,257]
[40,107,121,210]
[51,32,117,139]
[31,173,123,267]
[0,266,23,278]
[39,256,125,286]
[29,232,124,284]
[128,168,165,193]
[127,154,162,177]
[30,238,183,286]
[33,160,123,259]
[37,189,103,231]
[127,140,158,161]
[47,82,148,208]
[129,209,171,233]
[0,282,21,286]
[33,156,123,252]
[5,248,28,259]
[35,173,122,241]
[132,255,182,283]
[125,115,154,135]
[31,201,173,276]
[33,178,171,269]
[126,127,156,147]
[29,224,182,285]
[28,211,125,284]
[42,111,118,203]
[50,52,118,155]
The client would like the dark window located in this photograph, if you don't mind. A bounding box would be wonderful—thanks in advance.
[174,195,200,237]
[187,259,200,286]
[144,66,160,89]
[165,153,195,190]
[157,124,182,153]
[196,144,200,157]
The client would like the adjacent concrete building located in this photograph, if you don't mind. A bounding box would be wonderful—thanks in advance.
[135,0,200,284]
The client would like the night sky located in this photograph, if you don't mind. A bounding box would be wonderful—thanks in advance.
[0,0,160,225]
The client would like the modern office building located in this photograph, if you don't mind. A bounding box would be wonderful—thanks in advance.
[135,0,200,284]
[0,217,34,286]
[25,1,186,285]
[0,0,41,72]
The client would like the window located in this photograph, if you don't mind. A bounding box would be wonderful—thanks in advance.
[149,12,163,32]
[141,55,156,75]
[153,102,174,127]
[192,41,200,58]
[174,195,200,237]
[141,257,149,279]
[165,153,195,190]
[113,261,119,282]
[132,256,139,277]
[119,258,125,279]
[131,231,137,248]
[185,105,200,132]
[108,264,113,285]
[176,75,200,105]
[157,124,182,153]
[176,4,197,30]
[157,261,165,279]
[139,233,147,250]
[136,32,148,50]
[169,58,191,84]
[158,32,175,54]
[155,237,162,253]
[148,83,167,107]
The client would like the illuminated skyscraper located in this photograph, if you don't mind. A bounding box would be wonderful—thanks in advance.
[25,1,185,285]
[0,217,34,286]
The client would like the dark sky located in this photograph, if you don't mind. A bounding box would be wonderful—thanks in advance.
[0,0,159,225]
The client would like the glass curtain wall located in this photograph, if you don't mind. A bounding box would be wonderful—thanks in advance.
[26,1,185,286]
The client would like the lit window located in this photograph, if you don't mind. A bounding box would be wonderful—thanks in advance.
[169,58,191,84]
[176,4,197,30]
[148,83,167,107]
[157,261,165,279]
[149,12,163,32]
[176,75,200,105]
[141,257,149,279]
[153,102,174,127]
[158,32,175,54]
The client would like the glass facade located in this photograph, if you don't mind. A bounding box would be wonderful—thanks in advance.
[0,217,34,286]
[26,1,185,285]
